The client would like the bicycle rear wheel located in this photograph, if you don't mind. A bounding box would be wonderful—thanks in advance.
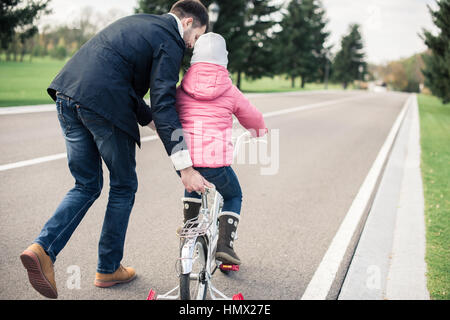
[180,236,208,300]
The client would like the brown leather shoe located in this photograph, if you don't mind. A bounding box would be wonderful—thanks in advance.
[94,265,136,288]
[20,243,58,299]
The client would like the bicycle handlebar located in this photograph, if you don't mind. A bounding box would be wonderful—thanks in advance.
[195,184,215,196]
[196,130,255,196]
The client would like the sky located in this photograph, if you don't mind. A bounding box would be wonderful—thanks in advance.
[321,0,437,64]
[38,0,438,65]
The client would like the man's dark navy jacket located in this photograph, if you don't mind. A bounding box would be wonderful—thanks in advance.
[48,13,186,153]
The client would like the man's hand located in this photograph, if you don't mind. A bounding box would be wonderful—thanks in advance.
[180,166,213,193]
[147,121,156,131]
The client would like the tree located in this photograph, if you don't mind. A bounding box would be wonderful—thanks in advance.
[332,24,366,89]
[72,7,100,49]
[275,0,330,88]
[384,61,408,91]
[377,53,425,93]
[208,0,281,89]
[205,0,280,88]
[0,0,51,52]
[239,0,281,81]
[421,0,450,103]
[209,0,248,88]
[135,0,283,89]
[403,53,425,92]
[135,0,173,15]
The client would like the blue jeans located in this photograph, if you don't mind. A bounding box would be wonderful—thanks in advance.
[34,94,138,274]
[182,167,242,215]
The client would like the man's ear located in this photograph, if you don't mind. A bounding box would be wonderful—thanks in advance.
[182,17,193,29]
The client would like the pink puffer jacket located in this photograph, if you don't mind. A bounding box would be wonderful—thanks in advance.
[176,62,267,167]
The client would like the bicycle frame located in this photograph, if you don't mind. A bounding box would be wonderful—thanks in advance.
[152,188,236,300]
[180,187,222,275]
[148,132,252,300]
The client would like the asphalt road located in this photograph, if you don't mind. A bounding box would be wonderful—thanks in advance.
[0,90,409,300]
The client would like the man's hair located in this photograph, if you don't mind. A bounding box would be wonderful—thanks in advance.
[170,0,209,28]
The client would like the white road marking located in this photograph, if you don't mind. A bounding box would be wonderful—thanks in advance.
[0,90,348,115]
[0,153,67,171]
[259,94,367,118]
[0,93,370,172]
[300,94,412,300]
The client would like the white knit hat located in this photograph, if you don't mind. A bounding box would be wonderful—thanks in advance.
[190,32,228,68]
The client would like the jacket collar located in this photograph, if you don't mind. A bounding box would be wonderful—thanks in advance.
[167,13,184,39]
[160,14,185,51]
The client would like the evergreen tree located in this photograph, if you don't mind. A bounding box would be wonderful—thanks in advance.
[135,0,282,89]
[0,0,51,51]
[332,24,366,89]
[421,0,450,103]
[275,0,330,88]
[135,0,173,15]
[240,0,281,81]
[211,0,248,89]
[135,0,216,15]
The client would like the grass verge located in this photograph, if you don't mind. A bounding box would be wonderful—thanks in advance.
[0,56,66,107]
[1,56,347,107]
[236,74,347,93]
[418,94,450,300]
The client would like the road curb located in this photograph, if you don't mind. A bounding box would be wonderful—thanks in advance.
[338,94,429,300]
[301,94,411,300]
[385,95,429,299]
[0,104,56,115]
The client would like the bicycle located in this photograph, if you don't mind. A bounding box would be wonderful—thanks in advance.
[147,131,254,300]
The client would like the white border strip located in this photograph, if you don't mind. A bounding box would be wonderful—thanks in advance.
[0,90,355,115]
[300,94,412,300]
[0,104,55,115]
[0,94,369,172]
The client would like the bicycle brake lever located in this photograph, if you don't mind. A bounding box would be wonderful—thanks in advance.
[196,185,215,196]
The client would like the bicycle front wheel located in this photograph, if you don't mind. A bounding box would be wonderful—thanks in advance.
[180,236,208,300]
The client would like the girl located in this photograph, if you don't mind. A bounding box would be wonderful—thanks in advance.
[176,32,267,265]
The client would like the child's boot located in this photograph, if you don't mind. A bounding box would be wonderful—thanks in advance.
[182,197,202,223]
[216,212,241,265]
[177,198,202,236]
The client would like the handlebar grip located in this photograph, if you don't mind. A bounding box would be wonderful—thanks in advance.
[195,184,215,196]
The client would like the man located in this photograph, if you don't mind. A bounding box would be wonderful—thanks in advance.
[20,0,211,299]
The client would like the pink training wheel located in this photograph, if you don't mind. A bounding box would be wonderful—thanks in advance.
[147,289,156,300]
[232,293,244,300]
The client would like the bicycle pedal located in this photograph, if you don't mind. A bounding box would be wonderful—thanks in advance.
[219,264,239,271]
